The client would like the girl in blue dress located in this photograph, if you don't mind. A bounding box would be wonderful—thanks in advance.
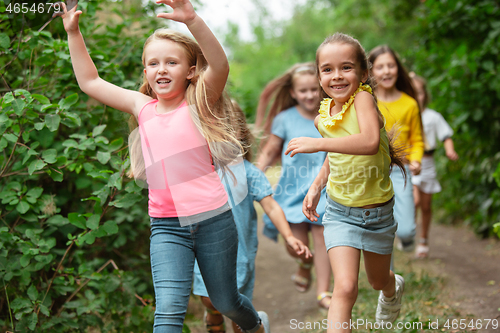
[255,63,332,310]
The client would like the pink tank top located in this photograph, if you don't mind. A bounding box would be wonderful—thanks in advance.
[138,100,228,217]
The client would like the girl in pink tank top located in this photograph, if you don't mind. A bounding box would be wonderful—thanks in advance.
[58,0,270,332]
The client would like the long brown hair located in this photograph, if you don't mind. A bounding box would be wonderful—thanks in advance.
[368,45,417,102]
[132,29,241,176]
[230,100,254,161]
[317,33,407,176]
[255,62,319,136]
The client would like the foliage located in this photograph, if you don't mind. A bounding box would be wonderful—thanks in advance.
[225,0,422,120]
[411,0,500,237]
[0,0,172,331]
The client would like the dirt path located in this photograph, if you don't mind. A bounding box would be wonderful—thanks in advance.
[188,218,500,333]
[249,222,500,333]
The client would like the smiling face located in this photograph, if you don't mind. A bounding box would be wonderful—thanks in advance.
[371,52,398,92]
[290,73,321,114]
[317,42,368,105]
[143,39,195,100]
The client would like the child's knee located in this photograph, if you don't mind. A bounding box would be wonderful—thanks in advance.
[333,281,358,303]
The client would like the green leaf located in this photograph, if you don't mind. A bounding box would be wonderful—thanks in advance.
[34,122,45,131]
[16,201,30,214]
[92,124,106,137]
[4,133,18,143]
[45,114,61,132]
[32,94,50,105]
[27,285,39,301]
[39,304,50,317]
[10,297,31,311]
[86,214,100,230]
[28,312,38,330]
[68,213,86,229]
[108,137,124,152]
[20,254,31,268]
[42,149,57,163]
[12,99,26,116]
[26,187,43,199]
[59,93,79,110]
[46,215,68,226]
[0,32,10,50]
[102,221,119,235]
[110,193,143,208]
[28,159,46,175]
[97,151,111,164]
[47,168,64,182]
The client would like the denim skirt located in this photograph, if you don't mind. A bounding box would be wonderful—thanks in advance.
[323,195,397,255]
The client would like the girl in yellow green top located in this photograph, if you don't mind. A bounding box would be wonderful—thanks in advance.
[368,45,424,252]
[285,33,406,332]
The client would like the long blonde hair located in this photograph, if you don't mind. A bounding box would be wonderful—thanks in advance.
[132,29,241,176]
[254,62,319,137]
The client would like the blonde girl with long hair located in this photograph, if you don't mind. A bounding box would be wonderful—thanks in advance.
[57,1,270,332]
[286,33,407,332]
[255,63,333,310]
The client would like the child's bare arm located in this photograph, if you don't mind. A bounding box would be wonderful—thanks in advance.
[444,138,459,160]
[256,135,283,171]
[285,92,381,156]
[259,196,312,258]
[156,0,229,104]
[56,1,150,116]
[303,157,329,222]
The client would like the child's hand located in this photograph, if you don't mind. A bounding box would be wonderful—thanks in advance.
[156,0,197,25]
[285,137,319,157]
[446,149,459,161]
[409,160,421,176]
[302,187,321,222]
[285,236,312,259]
[53,0,82,34]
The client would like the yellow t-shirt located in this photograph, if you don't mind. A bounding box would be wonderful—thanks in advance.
[377,92,424,163]
[318,99,394,207]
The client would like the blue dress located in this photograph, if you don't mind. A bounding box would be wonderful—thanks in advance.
[263,107,327,241]
[192,159,274,300]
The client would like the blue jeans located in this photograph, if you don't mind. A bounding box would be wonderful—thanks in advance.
[150,209,261,333]
[390,165,416,244]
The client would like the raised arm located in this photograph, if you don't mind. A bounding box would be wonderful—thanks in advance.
[57,1,150,116]
[156,0,229,104]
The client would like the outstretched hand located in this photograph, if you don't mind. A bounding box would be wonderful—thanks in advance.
[53,0,82,34]
[156,0,197,25]
[285,137,320,157]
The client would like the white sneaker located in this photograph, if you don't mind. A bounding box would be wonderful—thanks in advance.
[376,274,405,326]
[396,238,415,252]
[258,311,271,333]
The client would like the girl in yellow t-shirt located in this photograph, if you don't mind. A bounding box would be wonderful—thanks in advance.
[285,32,406,332]
[368,45,424,252]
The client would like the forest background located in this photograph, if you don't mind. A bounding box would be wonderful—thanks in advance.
[0,0,499,331]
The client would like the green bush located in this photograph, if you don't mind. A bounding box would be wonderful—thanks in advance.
[0,0,169,331]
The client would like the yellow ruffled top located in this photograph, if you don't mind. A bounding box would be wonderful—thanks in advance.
[318,82,373,128]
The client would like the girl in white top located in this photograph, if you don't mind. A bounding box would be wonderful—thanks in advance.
[411,74,458,259]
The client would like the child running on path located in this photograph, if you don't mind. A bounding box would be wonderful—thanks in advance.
[368,45,424,253]
[285,33,406,332]
[255,63,333,310]
[57,1,270,332]
[192,102,311,333]
[410,73,458,259]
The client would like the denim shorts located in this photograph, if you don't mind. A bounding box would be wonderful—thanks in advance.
[323,195,397,255]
